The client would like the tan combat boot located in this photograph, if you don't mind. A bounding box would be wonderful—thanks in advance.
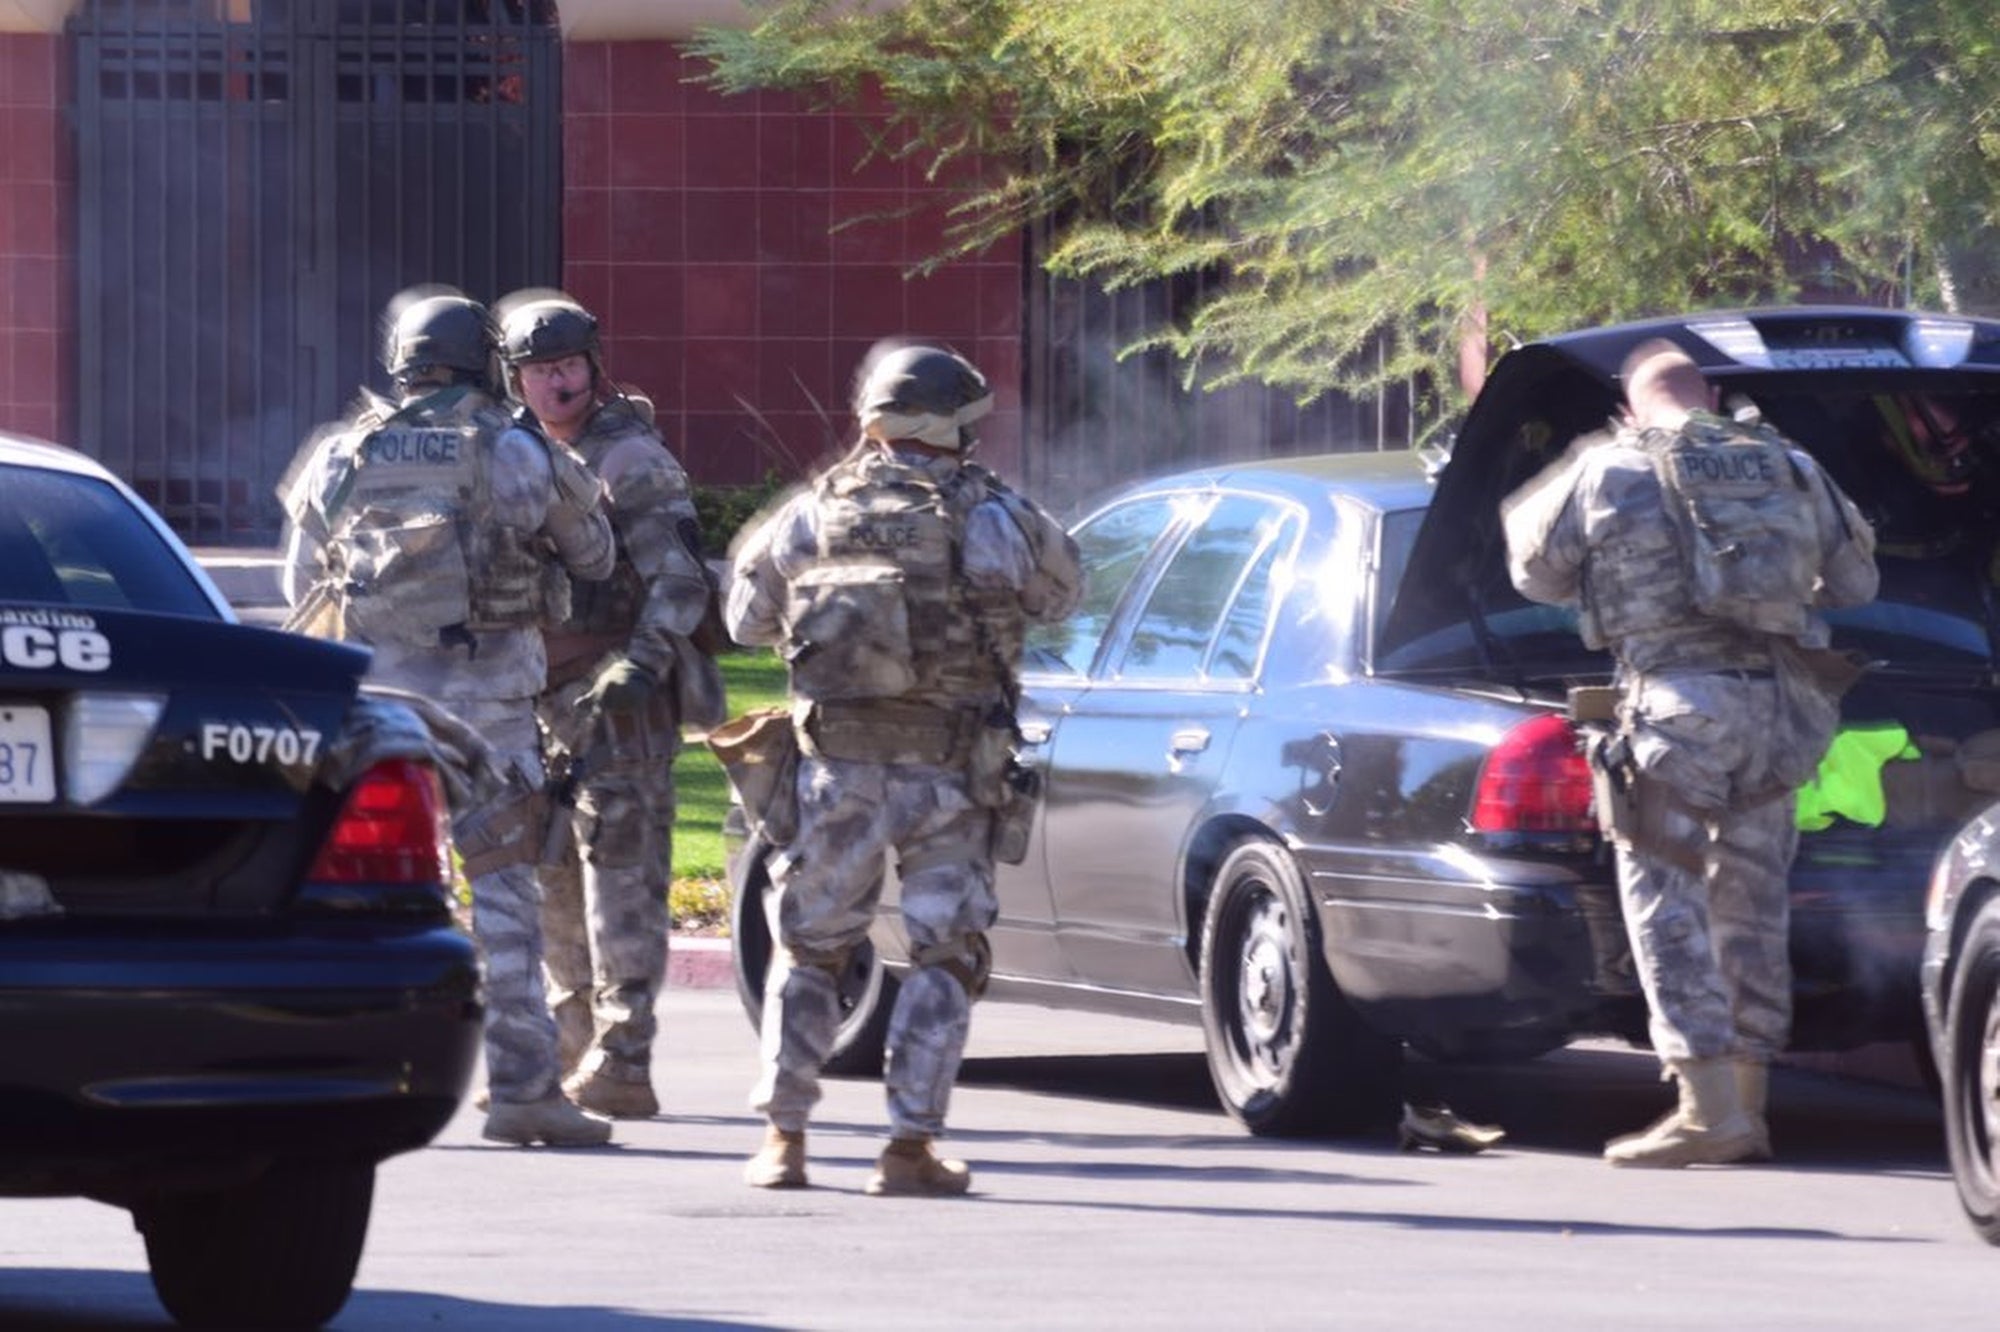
[865,1136,972,1197]
[482,1094,614,1147]
[1735,1059,1773,1161]
[1603,1057,1761,1168]
[744,1124,808,1189]
[563,1065,660,1120]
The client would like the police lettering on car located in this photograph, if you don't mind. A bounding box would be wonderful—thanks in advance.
[0,611,111,673]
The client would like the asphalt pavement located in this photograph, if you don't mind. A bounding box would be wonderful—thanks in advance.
[0,988,1974,1332]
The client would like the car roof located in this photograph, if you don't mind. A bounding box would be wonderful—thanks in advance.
[0,430,120,480]
[1088,447,1437,518]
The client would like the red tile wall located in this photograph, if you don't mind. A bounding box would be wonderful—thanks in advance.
[0,34,73,446]
[562,41,1026,489]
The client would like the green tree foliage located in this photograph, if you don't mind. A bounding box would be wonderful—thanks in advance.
[694,0,2000,418]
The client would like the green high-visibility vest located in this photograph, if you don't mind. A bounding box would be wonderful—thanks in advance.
[1795,723,1920,830]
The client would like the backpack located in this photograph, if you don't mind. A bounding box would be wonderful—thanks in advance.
[1638,412,1822,640]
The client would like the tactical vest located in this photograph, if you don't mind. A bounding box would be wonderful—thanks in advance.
[319,388,547,648]
[783,452,1015,708]
[1638,413,1822,640]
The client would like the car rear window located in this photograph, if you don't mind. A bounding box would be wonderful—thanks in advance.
[0,466,217,617]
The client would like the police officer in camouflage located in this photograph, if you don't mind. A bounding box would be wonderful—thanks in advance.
[280,286,619,1148]
[497,290,720,1121]
[1502,339,1878,1168]
[725,343,1082,1195]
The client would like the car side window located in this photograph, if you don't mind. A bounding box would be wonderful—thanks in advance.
[1024,493,1183,676]
[1206,510,1302,681]
[1115,494,1291,683]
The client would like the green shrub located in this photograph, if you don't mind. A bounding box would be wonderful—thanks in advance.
[692,476,790,556]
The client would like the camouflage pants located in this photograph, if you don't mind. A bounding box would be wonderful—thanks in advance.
[537,679,679,1084]
[1616,672,1804,1063]
[752,755,997,1139]
[452,695,565,1105]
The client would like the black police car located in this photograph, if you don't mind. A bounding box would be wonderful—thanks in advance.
[0,432,480,1328]
[1922,803,2000,1244]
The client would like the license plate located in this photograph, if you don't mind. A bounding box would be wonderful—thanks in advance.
[0,705,55,803]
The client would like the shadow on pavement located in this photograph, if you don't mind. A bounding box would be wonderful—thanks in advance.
[0,1268,791,1332]
[953,1040,1945,1169]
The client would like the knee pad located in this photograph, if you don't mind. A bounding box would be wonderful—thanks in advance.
[910,932,991,1002]
[782,941,855,984]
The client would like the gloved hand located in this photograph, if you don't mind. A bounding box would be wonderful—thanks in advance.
[583,656,658,714]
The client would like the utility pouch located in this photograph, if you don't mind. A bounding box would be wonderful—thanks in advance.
[1568,686,1620,724]
[783,563,916,700]
[456,783,550,879]
[706,705,801,846]
[337,512,474,647]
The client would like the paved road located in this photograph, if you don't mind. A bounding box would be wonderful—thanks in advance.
[0,988,1985,1331]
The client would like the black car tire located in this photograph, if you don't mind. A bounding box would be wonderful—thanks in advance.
[1941,900,2000,1245]
[729,838,897,1078]
[137,1161,374,1329]
[1198,839,1402,1137]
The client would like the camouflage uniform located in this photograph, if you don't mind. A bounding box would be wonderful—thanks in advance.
[282,382,616,1114]
[1505,409,1878,1065]
[726,442,1082,1149]
[537,395,714,1095]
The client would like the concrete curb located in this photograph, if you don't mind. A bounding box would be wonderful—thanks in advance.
[668,935,735,991]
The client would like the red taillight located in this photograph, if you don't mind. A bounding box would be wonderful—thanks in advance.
[306,758,452,885]
[1471,713,1598,833]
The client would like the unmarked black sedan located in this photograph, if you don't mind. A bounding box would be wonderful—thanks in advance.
[0,433,480,1328]
[732,306,2000,1138]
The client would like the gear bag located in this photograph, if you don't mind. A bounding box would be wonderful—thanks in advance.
[1639,415,1822,639]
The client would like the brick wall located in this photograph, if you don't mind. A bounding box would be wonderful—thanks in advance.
[561,40,1025,488]
[0,33,72,445]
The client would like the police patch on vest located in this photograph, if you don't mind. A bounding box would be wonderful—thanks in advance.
[1672,444,1778,489]
[1642,420,1821,639]
[365,427,465,476]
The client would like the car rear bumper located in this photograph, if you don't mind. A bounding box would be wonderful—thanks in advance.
[0,919,481,1201]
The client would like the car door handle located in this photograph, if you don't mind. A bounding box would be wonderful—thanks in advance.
[1169,727,1211,756]
[1017,720,1052,746]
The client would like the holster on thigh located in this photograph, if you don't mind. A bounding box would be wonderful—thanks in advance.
[1616,772,1708,876]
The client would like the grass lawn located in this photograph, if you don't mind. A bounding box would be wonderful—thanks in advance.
[668,648,786,930]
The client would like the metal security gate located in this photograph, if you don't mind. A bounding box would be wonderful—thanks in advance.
[71,0,560,543]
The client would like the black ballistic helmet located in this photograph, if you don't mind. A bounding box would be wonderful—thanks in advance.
[497,292,601,367]
[857,344,989,419]
[382,287,495,383]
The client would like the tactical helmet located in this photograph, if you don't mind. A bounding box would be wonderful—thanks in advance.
[855,344,992,451]
[497,293,601,367]
[382,288,495,384]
